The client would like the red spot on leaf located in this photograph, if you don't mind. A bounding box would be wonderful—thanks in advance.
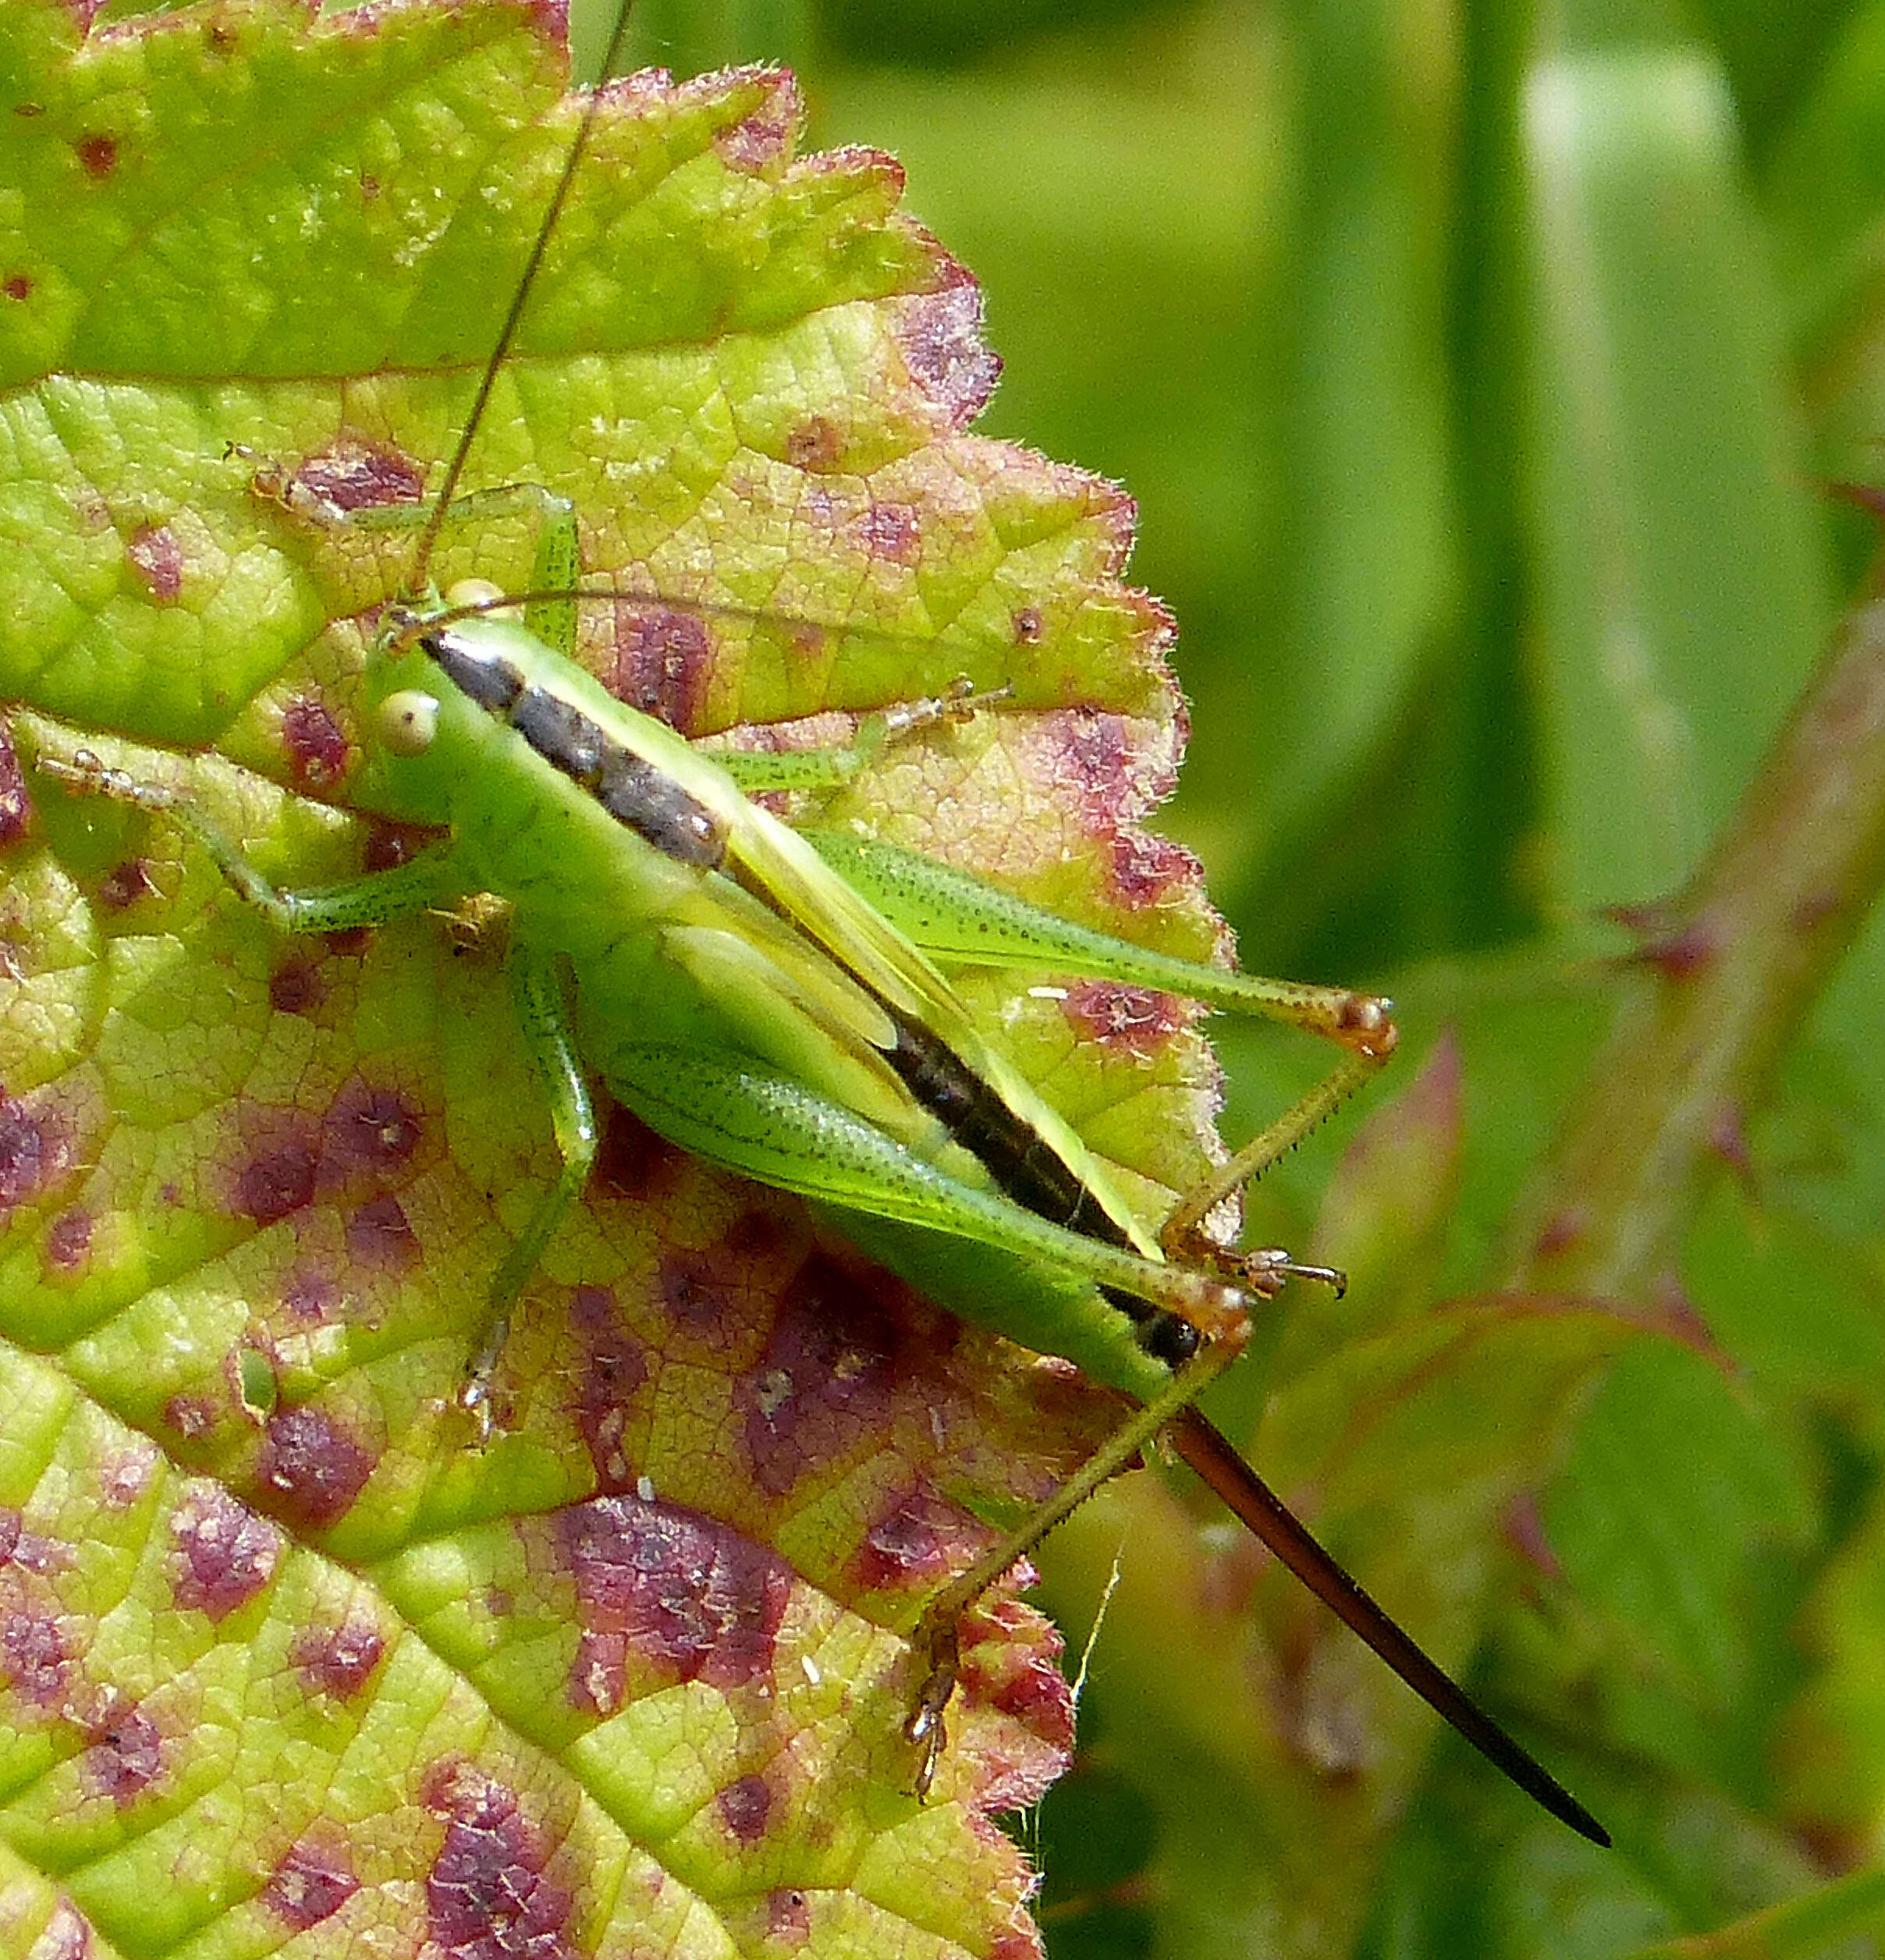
[609,603,712,737]
[1710,1102,1756,1194]
[1503,1493,1564,1582]
[29,1901,91,1960]
[83,1701,164,1804]
[1061,980,1190,1059]
[257,1406,373,1532]
[595,1104,685,1200]
[560,1495,791,1710]
[233,1137,318,1223]
[1651,1273,1715,1351]
[293,1618,385,1700]
[1109,829,1193,907]
[1632,922,1716,981]
[852,1483,965,1592]
[718,1773,772,1842]
[723,1207,788,1260]
[364,820,434,873]
[126,524,183,602]
[957,1595,1075,1810]
[345,1195,419,1269]
[422,1770,576,1960]
[43,1207,91,1272]
[269,956,323,1015]
[282,1267,342,1323]
[0,726,30,844]
[569,1288,648,1491]
[714,76,795,172]
[171,1486,280,1621]
[0,1089,67,1213]
[1603,900,1667,937]
[101,1443,158,1508]
[231,1081,424,1236]
[987,1623,1072,1732]
[858,501,919,564]
[75,133,116,177]
[97,858,155,909]
[658,1241,770,1357]
[1,1610,70,1708]
[325,1081,424,1174]
[3,274,30,302]
[1056,712,1126,802]
[264,1835,360,1932]
[740,1255,904,1497]
[768,1890,813,1944]
[1533,1209,1584,1262]
[786,619,827,667]
[786,417,843,471]
[893,272,1001,429]
[0,1512,67,1575]
[289,439,425,513]
[164,1394,218,1440]
[1045,715,1182,867]
[1012,606,1043,646]
[282,697,350,790]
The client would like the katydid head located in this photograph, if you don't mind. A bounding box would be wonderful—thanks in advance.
[362,577,531,786]
[353,633,462,825]
[356,585,515,822]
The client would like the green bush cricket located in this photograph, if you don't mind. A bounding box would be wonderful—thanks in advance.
[23,0,1607,1848]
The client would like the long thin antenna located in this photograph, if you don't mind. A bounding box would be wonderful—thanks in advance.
[409,0,641,595]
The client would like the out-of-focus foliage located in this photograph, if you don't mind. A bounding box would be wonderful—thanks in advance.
[776,0,1885,1955]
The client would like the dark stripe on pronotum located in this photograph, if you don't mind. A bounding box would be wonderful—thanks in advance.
[424,627,727,869]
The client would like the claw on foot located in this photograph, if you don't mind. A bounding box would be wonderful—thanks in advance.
[1162,1230,1350,1304]
[36,748,179,812]
[878,675,1011,746]
[903,1616,962,1800]
[1241,1246,1347,1300]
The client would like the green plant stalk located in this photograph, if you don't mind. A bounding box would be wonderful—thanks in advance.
[1499,587,1885,1301]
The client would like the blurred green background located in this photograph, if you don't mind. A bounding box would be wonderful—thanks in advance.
[549,0,1885,1952]
[561,1,1885,1955]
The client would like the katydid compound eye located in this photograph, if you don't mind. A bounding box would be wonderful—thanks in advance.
[378,690,440,755]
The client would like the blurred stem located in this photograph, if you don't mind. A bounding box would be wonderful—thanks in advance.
[1613,1862,1885,1960]
[1496,584,1885,1298]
